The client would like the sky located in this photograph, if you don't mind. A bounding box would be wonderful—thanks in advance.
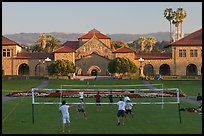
[2,2,202,35]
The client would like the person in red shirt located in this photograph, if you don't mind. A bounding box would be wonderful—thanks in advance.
[95,91,102,111]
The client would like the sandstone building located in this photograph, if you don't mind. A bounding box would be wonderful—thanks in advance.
[2,28,202,77]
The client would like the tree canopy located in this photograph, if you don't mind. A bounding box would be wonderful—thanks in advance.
[48,59,76,76]
[108,57,138,75]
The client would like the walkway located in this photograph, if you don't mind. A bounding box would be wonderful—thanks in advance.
[2,80,50,103]
[140,79,200,106]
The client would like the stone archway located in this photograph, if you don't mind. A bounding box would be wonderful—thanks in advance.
[87,65,101,76]
[186,64,197,76]
[144,64,154,76]
[76,67,83,76]
[159,64,170,76]
[18,63,29,75]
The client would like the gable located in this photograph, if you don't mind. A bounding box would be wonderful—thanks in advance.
[75,36,112,60]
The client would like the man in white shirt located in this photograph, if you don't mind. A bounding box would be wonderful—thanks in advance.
[125,99,133,118]
[59,100,71,133]
[117,97,126,125]
[79,91,84,100]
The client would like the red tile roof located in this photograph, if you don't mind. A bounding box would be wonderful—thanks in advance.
[53,45,75,53]
[2,36,23,47]
[113,46,135,53]
[16,52,54,59]
[61,41,79,50]
[79,28,110,39]
[135,53,172,59]
[167,28,202,47]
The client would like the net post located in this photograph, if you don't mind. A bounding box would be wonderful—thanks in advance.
[32,103,34,124]
[176,88,182,124]
[161,84,164,109]
[178,103,182,124]
[59,85,63,108]
[31,88,35,124]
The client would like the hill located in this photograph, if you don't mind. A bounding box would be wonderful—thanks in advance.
[3,32,188,46]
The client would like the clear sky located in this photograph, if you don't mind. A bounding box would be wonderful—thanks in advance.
[2,2,202,35]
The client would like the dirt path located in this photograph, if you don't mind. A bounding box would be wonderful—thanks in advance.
[2,80,50,103]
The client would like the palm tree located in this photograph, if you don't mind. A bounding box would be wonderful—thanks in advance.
[164,8,175,42]
[46,34,61,52]
[137,37,147,52]
[172,8,187,41]
[177,8,187,38]
[146,37,156,53]
[34,34,46,52]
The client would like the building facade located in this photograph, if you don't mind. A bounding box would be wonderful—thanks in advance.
[2,28,202,77]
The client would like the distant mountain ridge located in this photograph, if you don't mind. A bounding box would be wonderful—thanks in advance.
[3,32,188,46]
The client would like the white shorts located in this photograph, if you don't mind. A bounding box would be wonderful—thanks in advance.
[62,115,70,124]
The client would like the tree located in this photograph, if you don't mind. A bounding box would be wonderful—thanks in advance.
[46,34,61,52]
[137,37,147,52]
[48,59,76,76]
[111,41,128,49]
[146,37,156,52]
[108,57,138,76]
[177,8,187,38]
[164,8,175,42]
[32,34,61,52]
[172,8,187,41]
[32,34,46,52]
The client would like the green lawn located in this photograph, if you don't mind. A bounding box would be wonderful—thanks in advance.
[2,79,202,134]
[150,80,202,96]
[2,79,42,95]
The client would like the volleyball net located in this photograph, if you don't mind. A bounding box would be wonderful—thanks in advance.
[31,84,182,105]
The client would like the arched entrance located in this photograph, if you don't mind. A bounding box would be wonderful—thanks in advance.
[186,64,197,76]
[159,64,170,76]
[18,63,29,75]
[76,67,82,76]
[144,64,154,76]
[87,65,101,76]
[91,69,97,76]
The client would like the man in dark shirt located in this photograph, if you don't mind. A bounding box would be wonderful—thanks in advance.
[196,93,202,108]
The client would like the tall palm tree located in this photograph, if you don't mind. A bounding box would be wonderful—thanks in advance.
[177,8,187,38]
[172,10,180,41]
[137,37,147,52]
[172,8,187,41]
[164,8,175,42]
[146,37,156,53]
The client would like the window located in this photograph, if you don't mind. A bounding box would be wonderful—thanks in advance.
[7,49,11,57]
[179,50,182,57]
[190,49,198,57]
[190,50,194,57]
[183,50,186,57]
[3,49,6,57]
[194,50,198,57]
[179,49,186,57]
[2,49,11,57]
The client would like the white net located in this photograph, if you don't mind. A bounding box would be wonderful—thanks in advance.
[31,87,181,106]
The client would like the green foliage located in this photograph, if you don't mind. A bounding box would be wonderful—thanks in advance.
[108,57,138,75]
[111,41,129,49]
[32,34,61,52]
[48,60,76,76]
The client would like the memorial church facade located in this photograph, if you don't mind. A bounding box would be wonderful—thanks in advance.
[2,28,202,77]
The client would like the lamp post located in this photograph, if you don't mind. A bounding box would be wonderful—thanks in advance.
[45,57,51,76]
[138,57,145,77]
[38,60,41,76]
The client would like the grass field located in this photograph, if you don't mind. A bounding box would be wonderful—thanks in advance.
[2,79,202,134]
